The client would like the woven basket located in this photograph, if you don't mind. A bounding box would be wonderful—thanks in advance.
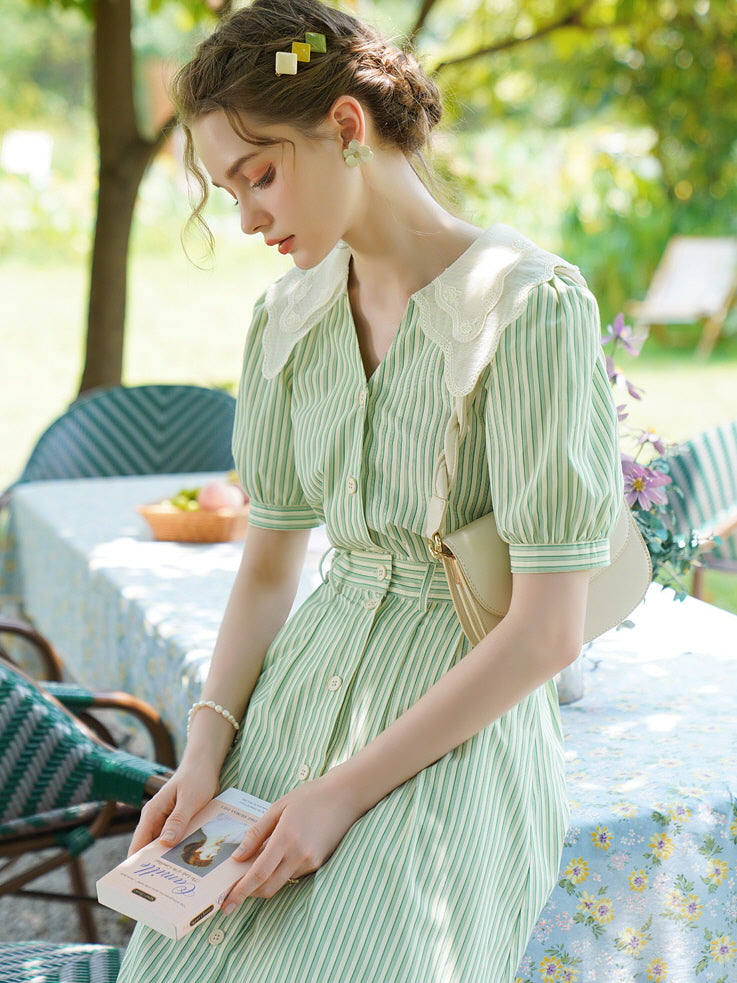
[137,502,249,543]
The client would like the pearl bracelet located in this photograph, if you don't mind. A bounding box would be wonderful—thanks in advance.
[187,700,241,739]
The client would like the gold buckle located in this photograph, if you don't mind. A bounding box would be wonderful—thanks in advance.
[427,533,450,561]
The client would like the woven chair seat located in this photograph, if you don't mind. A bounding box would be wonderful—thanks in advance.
[0,942,121,983]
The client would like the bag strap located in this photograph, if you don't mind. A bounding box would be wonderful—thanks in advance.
[425,395,471,546]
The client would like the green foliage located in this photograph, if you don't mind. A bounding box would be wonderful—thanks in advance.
[410,0,737,320]
[0,0,90,128]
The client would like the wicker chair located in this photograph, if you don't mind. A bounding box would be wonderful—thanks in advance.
[661,419,737,598]
[0,622,175,943]
[0,942,122,983]
[1,383,236,507]
[0,383,237,611]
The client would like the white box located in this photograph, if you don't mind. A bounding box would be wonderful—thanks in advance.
[96,788,270,940]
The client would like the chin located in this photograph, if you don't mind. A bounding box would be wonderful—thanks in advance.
[290,238,341,271]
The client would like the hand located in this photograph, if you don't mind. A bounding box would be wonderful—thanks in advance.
[221,773,360,909]
[127,762,220,857]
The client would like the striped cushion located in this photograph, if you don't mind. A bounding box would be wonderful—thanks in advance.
[18,384,236,484]
[0,943,121,983]
[665,419,737,565]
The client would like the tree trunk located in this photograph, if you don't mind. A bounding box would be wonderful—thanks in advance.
[78,0,156,395]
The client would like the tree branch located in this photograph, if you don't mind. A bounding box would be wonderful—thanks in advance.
[152,113,179,156]
[405,0,443,49]
[431,0,596,74]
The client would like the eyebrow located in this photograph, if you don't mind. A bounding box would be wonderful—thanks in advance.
[226,152,260,179]
[212,151,261,189]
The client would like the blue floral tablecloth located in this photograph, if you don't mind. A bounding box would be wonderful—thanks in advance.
[2,475,736,982]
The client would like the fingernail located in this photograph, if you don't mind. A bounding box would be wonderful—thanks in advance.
[223,903,236,915]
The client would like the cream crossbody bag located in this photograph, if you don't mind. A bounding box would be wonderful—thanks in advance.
[425,400,652,647]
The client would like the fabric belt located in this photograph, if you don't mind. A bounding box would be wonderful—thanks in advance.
[323,547,453,611]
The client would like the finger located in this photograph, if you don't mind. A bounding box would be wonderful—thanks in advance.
[159,802,198,848]
[128,788,175,856]
[224,838,287,906]
[223,860,295,909]
[231,808,281,860]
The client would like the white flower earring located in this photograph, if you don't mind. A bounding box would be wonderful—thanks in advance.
[343,139,374,167]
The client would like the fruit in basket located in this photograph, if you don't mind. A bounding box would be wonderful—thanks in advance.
[197,479,248,512]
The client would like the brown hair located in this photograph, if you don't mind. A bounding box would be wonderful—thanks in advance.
[171,0,443,242]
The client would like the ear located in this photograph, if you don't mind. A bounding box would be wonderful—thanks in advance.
[325,96,366,150]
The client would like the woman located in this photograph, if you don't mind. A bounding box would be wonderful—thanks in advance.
[119,1,621,980]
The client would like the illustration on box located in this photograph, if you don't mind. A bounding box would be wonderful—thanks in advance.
[97,788,270,940]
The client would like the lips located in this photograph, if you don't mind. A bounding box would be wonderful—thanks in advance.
[265,236,294,253]
[277,236,295,255]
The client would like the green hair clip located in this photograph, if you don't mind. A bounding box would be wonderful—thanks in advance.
[275,32,327,76]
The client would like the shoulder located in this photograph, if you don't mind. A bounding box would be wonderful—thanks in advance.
[414,224,590,396]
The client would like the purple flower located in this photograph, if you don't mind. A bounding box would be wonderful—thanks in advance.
[622,459,672,509]
[606,356,643,401]
[635,428,667,455]
[601,312,648,356]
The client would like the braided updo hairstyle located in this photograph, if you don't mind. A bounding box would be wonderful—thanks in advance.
[171,0,443,239]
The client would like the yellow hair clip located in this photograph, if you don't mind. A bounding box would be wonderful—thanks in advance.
[275,32,327,76]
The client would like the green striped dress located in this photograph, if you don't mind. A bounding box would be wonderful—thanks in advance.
[119,226,621,983]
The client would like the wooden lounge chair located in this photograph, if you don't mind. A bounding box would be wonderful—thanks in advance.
[631,236,737,358]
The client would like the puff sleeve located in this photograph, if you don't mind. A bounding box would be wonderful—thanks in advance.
[485,275,622,573]
[232,298,322,530]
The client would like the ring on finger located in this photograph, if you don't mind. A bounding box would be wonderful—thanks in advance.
[286,877,300,886]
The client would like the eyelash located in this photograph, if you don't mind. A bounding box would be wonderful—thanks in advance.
[251,165,275,190]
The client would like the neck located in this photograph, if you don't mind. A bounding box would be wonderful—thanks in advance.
[342,151,482,299]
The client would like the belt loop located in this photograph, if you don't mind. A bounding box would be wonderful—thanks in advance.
[418,562,437,613]
[319,546,337,584]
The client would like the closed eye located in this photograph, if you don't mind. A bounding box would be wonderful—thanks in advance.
[251,165,275,190]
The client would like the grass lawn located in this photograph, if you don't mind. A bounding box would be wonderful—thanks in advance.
[3,241,737,615]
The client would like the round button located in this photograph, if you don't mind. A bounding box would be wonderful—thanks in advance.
[346,477,358,495]
[208,929,225,945]
[376,565,387,582]
[327,675,343,692]
[357,390,367,407]
[363,597,380,611]
[297,764,311,780]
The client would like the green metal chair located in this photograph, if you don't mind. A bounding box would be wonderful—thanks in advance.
[0,942,121,983]
[661,419,737,598]
[0,622,174,943]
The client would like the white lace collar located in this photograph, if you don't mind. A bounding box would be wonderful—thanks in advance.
[261,223,586,395]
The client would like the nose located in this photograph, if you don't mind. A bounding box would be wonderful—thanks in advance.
[238,197,267,237]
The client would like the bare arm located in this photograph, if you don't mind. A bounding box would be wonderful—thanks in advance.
[329,569,588,815]
[129,525,311,853]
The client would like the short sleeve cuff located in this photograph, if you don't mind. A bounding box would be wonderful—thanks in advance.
[509,539,611,573]
[247,501,322,531]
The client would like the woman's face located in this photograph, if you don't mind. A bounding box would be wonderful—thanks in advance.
[190,110,359,270]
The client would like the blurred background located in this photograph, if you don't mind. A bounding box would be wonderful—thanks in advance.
[2,0,736,607]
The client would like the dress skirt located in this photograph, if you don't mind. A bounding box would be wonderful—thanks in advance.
[119,548,569,983]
